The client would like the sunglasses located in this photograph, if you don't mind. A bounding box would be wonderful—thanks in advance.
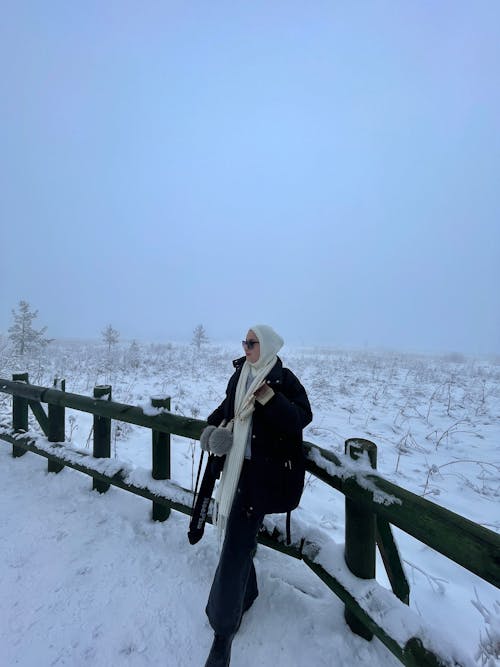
[242,339,260,350]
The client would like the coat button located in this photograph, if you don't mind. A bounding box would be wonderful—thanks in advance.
[252,434,256,439]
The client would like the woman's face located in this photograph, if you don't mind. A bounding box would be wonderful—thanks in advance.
[243,329,260,363]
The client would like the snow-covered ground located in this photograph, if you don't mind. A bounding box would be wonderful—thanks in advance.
[1,340,499,666]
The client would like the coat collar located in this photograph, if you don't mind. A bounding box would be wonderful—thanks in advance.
[232,356,246,369]
[232,355,283,380]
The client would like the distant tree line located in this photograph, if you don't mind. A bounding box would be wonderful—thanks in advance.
[5,301,210,358]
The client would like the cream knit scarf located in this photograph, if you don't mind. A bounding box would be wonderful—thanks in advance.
[213,356,277,542]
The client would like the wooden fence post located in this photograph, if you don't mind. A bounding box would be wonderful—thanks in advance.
[12,373,29,458]
[151,396,171,521]
[344,437,377,640]
[93,385,112,493]
[48,378,66,474]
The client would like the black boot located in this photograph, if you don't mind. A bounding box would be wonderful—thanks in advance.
[204,633,234,667]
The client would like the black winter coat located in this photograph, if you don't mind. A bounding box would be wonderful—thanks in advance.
[207,356,313,514]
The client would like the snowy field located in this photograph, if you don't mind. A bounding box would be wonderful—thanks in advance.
[1,339,499,666]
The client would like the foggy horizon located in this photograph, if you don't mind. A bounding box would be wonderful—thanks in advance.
[1,2,499,356]
[3,311,499,359]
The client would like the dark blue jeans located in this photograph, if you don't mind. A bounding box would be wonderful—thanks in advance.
[206,462,265,637]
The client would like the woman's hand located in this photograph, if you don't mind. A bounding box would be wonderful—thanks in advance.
[200,425,216,451]
[199,424,233,455]
[209,427,233,455]
[254,382,275,405]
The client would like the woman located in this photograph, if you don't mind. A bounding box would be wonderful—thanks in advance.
[199,324,312,667]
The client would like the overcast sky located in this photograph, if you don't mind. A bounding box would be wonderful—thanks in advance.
[1,1,499,354]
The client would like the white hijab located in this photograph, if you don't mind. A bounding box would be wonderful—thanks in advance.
[214,325,284,541]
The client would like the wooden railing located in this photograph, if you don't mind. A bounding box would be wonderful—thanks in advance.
[1,375,498,667]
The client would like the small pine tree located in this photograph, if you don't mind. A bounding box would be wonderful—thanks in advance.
[127,339,141,369]
[8,300,50,356]
[101,324,120,353]
[192,324,208,351]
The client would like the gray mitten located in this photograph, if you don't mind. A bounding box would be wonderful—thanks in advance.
[200,425,216,452]
[209,427,233,456]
